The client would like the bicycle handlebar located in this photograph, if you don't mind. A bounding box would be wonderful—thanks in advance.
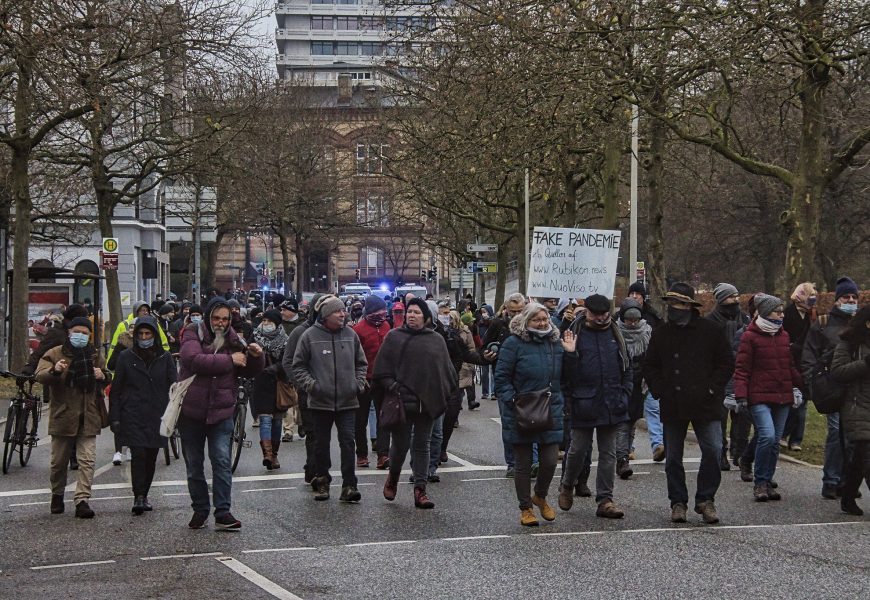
[0,371,35,381]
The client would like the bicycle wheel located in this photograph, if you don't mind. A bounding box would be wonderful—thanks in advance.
[170,431,180,459]
[230,404,246,473]
[3,406,18,474]
[18,407,33,467]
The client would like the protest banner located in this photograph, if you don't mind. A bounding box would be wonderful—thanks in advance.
[527,227,621,299]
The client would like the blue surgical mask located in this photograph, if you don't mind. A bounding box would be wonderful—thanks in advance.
[137,338,155,349]
[191,316,202,324]
[69,332,89,348]
[840,303,858,315]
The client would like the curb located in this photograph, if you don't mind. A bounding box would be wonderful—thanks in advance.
[635,419,823,469]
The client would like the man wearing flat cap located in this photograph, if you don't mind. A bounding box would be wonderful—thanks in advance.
[643,282,735,525]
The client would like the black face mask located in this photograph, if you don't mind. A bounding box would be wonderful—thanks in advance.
[667,306,693,327]
[720,303,741,318]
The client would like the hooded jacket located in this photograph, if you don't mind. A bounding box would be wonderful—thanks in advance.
[106,301,170,368]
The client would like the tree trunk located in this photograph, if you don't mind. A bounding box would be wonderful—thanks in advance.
[645,99,668,313]
[277,227,292,294]
[9,148,32,371]
[493,234,512,310]
[294,232,305,293]
[600,135,621,230]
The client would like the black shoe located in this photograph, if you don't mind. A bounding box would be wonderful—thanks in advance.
[188,513,208,529]
[304,468,314,484]
[427,474,440,483]
[132,495,146,516]
[822,484,838,499]
[766,483,781,501]
[340,485,361,503]
[214,513,241,530]
[69,458,79,470]
[468,401,480,411]
[841,498,864,516]
[617,458,633,480]
[50,494,64,514]
[75,501,95,519]
[142,497,153,511]
[738,457,753,482]
[314,477,330,501]
[836,485,861,499]
[719,450,731,471]
[575,482,592,497]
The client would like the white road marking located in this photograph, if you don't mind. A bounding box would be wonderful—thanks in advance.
[0,459,701,499]
[531,521,868,538]
[31,560,116,571]
[345,540,416,548]
[162,492,190,496]
[490,417,502,424]
[442,535,511,542]
[242,487,297,493]
[216,556,304,600]
[461,477,508,482]
[446,452,474,467]
[141,552,224,561]
[65,462,115,491]
[10,495,133,508]
[242,547,317,554]
[329,483,375,488]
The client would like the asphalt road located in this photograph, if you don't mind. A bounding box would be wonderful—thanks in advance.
[1,393,867,599]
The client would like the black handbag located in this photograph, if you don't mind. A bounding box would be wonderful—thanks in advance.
[514,388,553,434]
[378,334,415,430]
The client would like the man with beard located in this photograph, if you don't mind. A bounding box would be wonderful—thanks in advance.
[178,298,265,530]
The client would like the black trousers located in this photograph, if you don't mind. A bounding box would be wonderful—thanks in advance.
[130,446,160,497]
[440,391,463,456]
[355,387,389,458]
[299,403,317,478]
[841,440,870,501]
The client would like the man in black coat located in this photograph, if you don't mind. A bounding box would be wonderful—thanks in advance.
[643,283,734,525]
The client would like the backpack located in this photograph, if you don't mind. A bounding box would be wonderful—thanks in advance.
[808,315,848,414]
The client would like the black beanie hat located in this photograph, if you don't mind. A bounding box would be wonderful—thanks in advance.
[69,316,92,331]
[628,281,647,297]
[63,304,89,321]
[406,297,432,324]
[585,294,611,314]
[262,309,283,325]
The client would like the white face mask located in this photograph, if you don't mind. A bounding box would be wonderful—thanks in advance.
[261,323,277,333]
[438,315,451,327]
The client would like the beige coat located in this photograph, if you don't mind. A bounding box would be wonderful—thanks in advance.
[458,328,477,389]
[36,345,106,437]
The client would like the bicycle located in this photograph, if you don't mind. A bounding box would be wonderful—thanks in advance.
[230,378,253,473]
[2,372,42,475]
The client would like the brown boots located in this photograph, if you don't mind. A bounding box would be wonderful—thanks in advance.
[271,439,281,469]
[260,439,282,470]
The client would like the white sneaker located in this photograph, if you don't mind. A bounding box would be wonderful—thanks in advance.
[112,452,123,465]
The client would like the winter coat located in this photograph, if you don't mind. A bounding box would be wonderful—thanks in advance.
[801,307,853,383]
[562,321,632,429]
[617,319,652,421]
[281,317,306,338]
[643,310,735,423]
[481,315,513,365]
[35,345,107,437]
[291,322,367,412]
[352,318,391,380]
[109,346,177,448]
[831,341,870,443]
[106,304,170,368]
[456,328,478,388]
[372,326,456,420]
[178,322,265,425]
[783,302,814,367]
[494,320,565,446]
[733,321,803,406]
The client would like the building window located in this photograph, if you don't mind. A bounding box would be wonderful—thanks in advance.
[337,0,358,4]
[335,41,358,55]
[311,16,332,30]
[358,16,383,31]
[359,246,385,276]
[356,194,390,226]
[311,41,334,55]
[336,17,357,30]
[360,42,382,56]
[312,0,334,4]
[356,143,388,175]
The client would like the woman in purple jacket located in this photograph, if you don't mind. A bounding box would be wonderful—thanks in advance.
[178,298,264,530]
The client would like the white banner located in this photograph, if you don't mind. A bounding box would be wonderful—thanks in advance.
[527,227,621,299]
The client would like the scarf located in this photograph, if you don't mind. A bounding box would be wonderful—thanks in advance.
[618,319,652,359]
[755,315,782,334]
[64,342,96,392]
[253,323,288,361]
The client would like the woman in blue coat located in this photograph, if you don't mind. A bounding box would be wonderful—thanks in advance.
[109,316,177,515]
[495,302,575,526]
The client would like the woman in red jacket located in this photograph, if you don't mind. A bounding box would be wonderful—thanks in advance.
[734,294,804,502]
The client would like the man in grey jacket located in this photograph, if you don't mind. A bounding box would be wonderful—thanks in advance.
[292,296,368,502]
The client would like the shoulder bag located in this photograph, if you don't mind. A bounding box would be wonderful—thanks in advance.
[513,338,556,434]
[378,334,416,430]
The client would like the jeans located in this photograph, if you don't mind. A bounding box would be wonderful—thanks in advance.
[355,387,388,458]
[50,435,96,503]
[258,414,283,442]
[130,446,159,497]
[441,392,462,457]
[480,364,491,397]
[515,443,558,509]
[179,415,234,518]
[427,415,444,475]
[663,419,722,507]
[390,411,434,488]
[840,440,870,501]
[311,409,357,487]
[823,412,844,487]
[749,403,790,485]
[783,401,808,446]
[615,420,637,462]
[561,426,617,503]
[644,393,664,449]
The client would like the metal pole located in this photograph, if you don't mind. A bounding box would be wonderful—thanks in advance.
[630,103,639,284]
[193,188,201,303]
[0,227,7,370]
[524,167,530,289]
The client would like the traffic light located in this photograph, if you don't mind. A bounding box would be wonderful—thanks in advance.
[355,268,361,280]
[427,269,435,281]
[257,263,264,276]
[420,269,426,280]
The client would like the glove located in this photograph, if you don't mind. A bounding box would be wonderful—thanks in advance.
[723,394,737,412]
[110,421,121,435]
[735,398,749,415]
[792,387,804,408]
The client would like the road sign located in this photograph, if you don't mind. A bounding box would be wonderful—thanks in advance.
[636,262,645,270]
[467,261,498,273]
[467,244,498,253]
[102,238,119,253]
[100,251,119,270]
[449,269,470,289]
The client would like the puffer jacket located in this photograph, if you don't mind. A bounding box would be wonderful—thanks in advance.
[494,320,565,446]
[831,341,870,443]
[178,322,265,425]
[734,321,804,405]
[562,321,632,429]
[291,322,368,412]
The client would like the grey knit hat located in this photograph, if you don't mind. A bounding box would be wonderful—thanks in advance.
[318,296,345,319]
[713,283,739,305]
[755,294,784,319]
